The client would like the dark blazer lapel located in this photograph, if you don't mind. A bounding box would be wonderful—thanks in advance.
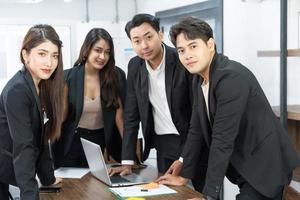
[75,66,85,124]
[140,60,149,111]
[207,53,221,127]
[22,68,44,145]
[197,76,211,145]
[164,46,175,111]
[22,68,43,121]
[207,84,214,128]
[99,69,109,127]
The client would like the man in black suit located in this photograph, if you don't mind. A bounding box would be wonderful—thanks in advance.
[157,16,300,200]
[109,13,195,180]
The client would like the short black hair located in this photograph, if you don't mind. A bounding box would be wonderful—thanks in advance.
[125,13,160,39]
[169,16,214,47]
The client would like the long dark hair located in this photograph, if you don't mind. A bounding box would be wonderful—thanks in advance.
[20,24,64,142]
[74,28,120,109]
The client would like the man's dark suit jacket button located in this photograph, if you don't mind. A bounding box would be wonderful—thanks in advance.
[75,130,77,133]
[215,185,220,192]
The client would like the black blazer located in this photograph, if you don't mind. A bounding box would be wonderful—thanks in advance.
[122,44,193,162]
[181,53,300,199]
[54,65,126,163]
[0,68,55,200]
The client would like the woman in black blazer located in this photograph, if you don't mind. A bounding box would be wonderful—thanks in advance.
[54,28,126,167]
[0,25,64,200]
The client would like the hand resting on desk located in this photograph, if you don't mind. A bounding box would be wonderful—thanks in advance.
[155,174,188,186]
[108,165,132,176]
[156,175,206,200]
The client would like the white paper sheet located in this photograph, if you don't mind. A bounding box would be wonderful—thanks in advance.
[54,167,90,179]
[290,180,300,193]
[109,184,177,198]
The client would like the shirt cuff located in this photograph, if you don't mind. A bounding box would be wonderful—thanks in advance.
[121,160,135,165]
[179,157,184,163]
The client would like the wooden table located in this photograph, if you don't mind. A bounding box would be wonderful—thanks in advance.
[40,166,202,200]
[273,105,300,200]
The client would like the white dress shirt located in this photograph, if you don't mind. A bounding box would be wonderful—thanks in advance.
[122,45,179,165]
[201,82,210,122]
[146,45,179,136]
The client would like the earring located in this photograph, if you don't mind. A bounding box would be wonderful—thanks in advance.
[26,61,30,65]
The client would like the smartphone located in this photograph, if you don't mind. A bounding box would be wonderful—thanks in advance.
[39,186,61,193]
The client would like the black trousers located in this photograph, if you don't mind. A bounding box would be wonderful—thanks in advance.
[191,178,205,193]
[154,134,182,173]
[226,165,284,200]
[56,127,105,167]
[236,177,283,200]
[0,182,9,200]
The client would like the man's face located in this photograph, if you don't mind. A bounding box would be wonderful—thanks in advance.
[129,22,163,62]
[176,32,214,75]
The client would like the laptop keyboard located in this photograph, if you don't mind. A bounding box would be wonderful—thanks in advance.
[110,175,130,183]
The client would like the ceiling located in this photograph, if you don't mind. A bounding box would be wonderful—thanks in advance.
[0,0,44,3]
[0,0,78,3]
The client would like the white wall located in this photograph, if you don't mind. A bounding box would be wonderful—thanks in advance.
[0,0,136,91]
[0,0,135,22]
[287,0,300,104]
[224,0,300,107]
[136,0,208,15]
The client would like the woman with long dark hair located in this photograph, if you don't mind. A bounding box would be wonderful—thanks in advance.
[54,28,126,167]
[0,24,64,200]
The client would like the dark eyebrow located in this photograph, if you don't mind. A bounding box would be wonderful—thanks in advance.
[94,46,110,51]
[144,32,151,37]
[188,41,197,46]
[37,49,59,55]
[132,31,152,40]
[177,41,197,50]
[132,36,140,40]
[37,49,48,52]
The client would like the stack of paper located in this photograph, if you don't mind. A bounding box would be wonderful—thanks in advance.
[54,167,90,178]
[290,180,300,193]
[109,183,177,198]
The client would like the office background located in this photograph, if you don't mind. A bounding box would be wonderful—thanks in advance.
[0,0,299,199]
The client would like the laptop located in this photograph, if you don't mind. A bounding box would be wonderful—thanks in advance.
[80,138,150,187]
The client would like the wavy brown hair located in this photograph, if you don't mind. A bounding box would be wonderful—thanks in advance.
[74,28,120,109]
[20,24,64,142]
